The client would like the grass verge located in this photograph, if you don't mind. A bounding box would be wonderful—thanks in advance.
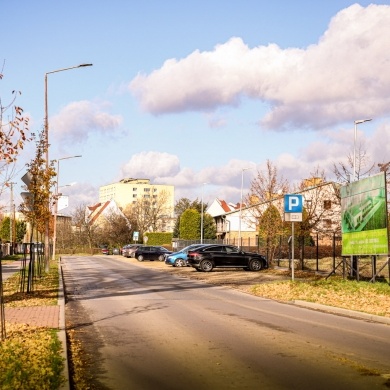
[1,259,65,389]
[250,273,390,317]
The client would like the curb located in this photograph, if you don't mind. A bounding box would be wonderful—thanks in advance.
[58,259,70,390]
[293,300,390,325]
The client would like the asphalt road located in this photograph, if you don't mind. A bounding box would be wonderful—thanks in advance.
[62,255,390,390]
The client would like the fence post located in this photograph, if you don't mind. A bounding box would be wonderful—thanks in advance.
[332,232,336,272]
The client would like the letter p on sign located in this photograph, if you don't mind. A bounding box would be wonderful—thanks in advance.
[284,195,303,213]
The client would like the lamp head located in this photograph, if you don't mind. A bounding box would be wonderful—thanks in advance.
[354,118,372,124]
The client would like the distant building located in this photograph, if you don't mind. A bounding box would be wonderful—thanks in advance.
[207,181,341,246]
[99,178,174,209]
[98,178,175,232]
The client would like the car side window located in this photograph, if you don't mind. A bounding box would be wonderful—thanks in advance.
[226,246,239,253]
[206,246,223,252]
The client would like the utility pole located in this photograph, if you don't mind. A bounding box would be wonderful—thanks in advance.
[9,182,16,255]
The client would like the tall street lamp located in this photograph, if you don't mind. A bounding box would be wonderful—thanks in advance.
[52,155,82,260]
[351,118,371,279]
[353,118,372,181]
[238,167,253,249]
[200,182,208,244]
[44,63,92,270]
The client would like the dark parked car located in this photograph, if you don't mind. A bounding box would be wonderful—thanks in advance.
[135,246,172,262]
[164,244,207,267]
[187,244,268,272]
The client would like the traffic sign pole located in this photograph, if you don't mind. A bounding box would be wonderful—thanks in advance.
[284,194,303,282]
[291,222,294,281]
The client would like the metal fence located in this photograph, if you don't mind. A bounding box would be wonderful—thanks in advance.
[173,234,389,282]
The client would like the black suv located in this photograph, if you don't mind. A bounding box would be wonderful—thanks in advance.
[134,246,172,262]
[187,244,267,272]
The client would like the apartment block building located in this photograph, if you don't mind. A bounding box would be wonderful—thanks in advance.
[99,178,174,208]
[99,178,175,231]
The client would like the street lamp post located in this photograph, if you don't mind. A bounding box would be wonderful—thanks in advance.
[238,167,252,249]
[52,155,81,260]
[351,118,372,279]
[200,182,208,244]
[353,119,372,181]
[44,63,92,270]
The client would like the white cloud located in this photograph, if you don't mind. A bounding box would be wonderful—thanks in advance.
[130,4,390,130]
[121,151,180,180]
[50,100,123,144]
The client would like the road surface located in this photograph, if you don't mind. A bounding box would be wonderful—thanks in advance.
[62,255,390,389]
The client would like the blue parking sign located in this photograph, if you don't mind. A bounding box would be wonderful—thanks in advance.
[284,195,303,213]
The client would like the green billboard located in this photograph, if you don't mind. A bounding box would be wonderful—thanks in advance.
[341,172,388,255]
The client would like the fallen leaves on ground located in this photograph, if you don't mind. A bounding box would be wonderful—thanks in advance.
[2,261,59,307]
[0,323,65,390]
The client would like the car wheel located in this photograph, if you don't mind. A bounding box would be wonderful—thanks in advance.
[249,259,262,271]
[158,255,164,261]
[175,259,186,267]
[137,255,144,262]
[200,259,213,272]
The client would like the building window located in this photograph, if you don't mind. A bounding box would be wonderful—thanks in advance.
[133,194,137,198]
[144,188,150,192]
[133,188,137,191]
[323,219,332,228]
[324,200,332,210]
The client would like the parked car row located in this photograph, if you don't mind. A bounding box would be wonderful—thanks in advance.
[101,246,121,255]
[107,243,268,273]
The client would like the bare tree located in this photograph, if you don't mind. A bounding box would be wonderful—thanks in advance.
[0,63,33,210]
[293,168,340,236]
[245,160,289,227]
[71,202,99,252]
[124,189,173,236]
[333,143,375,184]
[0,62,33,341]
[243,160,290,264]
[97,211,131,248]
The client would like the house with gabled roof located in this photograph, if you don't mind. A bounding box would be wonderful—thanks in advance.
[86,199,129,228]
[206,180,341,246]
[207,198,256,242]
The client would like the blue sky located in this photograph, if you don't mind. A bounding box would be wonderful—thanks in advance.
[1,1,390,214]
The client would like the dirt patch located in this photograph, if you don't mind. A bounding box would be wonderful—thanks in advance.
[119,256,293,291]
